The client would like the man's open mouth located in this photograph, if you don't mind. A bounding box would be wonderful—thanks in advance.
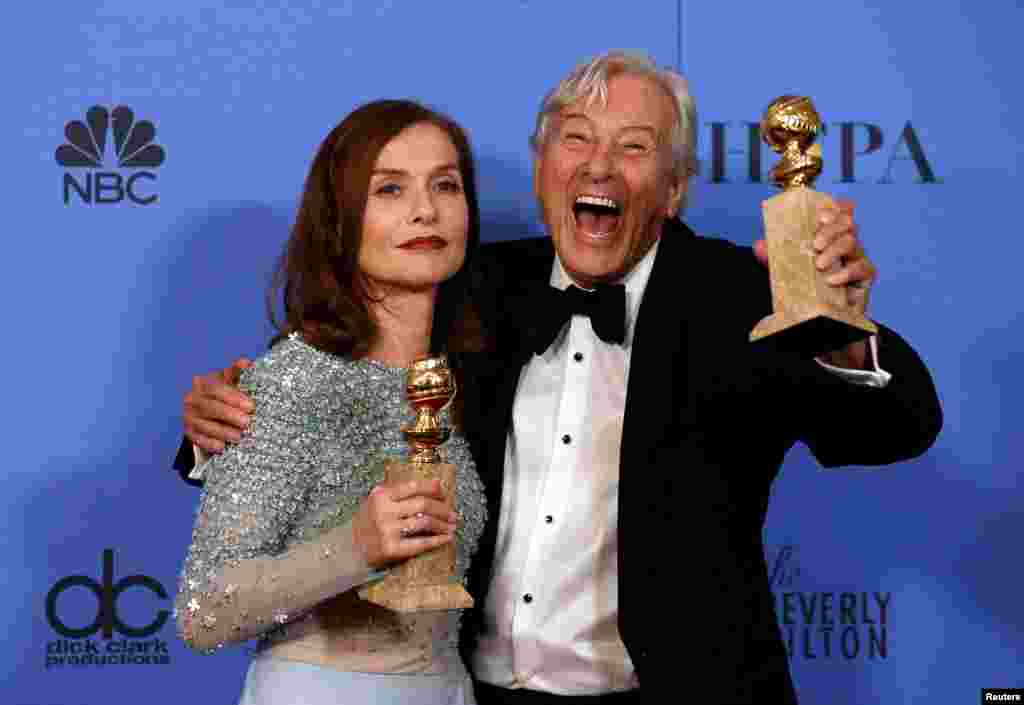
[573,194,622,237]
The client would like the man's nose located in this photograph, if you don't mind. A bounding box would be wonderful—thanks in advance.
[582,141,615,181]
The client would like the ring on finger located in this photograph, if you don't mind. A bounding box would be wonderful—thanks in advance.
[399,517,420,538]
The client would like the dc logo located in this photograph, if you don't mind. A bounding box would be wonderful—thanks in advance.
[55,105,166,205]
[45,549,170,639]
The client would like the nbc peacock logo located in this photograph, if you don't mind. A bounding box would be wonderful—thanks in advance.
[55,105,166,205]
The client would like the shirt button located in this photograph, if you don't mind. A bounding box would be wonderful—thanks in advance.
[562,434,571,444]
[573,352,583,362]
[545,515,553,524]
[523,594,533,604]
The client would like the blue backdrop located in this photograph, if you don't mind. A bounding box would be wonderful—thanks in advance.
[4,2,1021,703]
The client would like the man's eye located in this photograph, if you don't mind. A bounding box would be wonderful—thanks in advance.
[623,143,649,152]
[564,132,589,143]
[375,183,401,195]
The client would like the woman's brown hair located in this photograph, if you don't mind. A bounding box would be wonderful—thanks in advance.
[268,99,486,359]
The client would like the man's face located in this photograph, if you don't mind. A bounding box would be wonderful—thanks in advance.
[534,72,686,288]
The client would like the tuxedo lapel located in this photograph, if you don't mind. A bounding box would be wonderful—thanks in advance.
[620,220,695,474]
[616,220,698,662]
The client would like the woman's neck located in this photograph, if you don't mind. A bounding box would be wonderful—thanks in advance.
[364,286,436,368]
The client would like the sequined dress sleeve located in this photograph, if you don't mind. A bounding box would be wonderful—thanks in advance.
[174,343,382,652]
[175,338,487,664]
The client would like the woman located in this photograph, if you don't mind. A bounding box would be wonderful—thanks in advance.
[175,99,488,704]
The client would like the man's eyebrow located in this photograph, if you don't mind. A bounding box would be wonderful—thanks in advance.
[558,114,658,135]
[619,125,658,137]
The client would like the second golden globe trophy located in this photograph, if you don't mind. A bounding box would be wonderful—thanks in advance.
[358,355,474,612]
[750,96,877,356]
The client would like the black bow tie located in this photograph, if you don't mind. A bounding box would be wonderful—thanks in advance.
[531,284,627,355]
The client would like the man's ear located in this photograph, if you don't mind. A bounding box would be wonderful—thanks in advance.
[665,174,688,218]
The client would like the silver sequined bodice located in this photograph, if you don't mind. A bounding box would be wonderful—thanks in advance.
[175,335,487,673]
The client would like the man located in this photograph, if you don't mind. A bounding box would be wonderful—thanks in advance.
[176,52,941,703]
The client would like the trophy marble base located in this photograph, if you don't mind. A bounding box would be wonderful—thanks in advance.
[750,305,876,357]
[357,460,473,612]
[750,186,877,357]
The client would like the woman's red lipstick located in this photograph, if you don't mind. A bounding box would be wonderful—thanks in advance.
[399,236,446,250]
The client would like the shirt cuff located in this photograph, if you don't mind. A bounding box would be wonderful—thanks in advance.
[187,443,210,481]
[815,335,891,388]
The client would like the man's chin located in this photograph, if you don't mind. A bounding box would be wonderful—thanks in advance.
[562,252,626,287]
[569,224,621,249]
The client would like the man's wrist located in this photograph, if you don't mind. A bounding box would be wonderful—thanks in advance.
[815,336,891,388]
[818,338,872,370]
[188,443,210,481]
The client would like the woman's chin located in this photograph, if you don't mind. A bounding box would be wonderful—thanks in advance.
[368,274,450,295]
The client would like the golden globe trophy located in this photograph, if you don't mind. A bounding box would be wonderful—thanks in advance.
[358,355,473,612]
[750,96,877,356]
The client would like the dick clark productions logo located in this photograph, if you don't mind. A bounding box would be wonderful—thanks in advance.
[45,549,171,668]
[55,105,166,205]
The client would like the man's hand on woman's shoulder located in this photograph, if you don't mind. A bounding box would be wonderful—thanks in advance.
[183,357,255,454]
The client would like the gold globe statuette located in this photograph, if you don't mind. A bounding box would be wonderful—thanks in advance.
[749,95,877,356]
[358,355,474,612]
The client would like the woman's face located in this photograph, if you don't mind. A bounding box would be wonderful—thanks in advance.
[358,122,469,295]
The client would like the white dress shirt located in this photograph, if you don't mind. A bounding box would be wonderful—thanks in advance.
[472,238,890,695]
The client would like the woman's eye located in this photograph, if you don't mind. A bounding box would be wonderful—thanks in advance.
[375,183,401,196]
[436,179,462,193]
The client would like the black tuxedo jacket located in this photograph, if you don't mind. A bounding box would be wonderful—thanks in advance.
[174,219,941,703]
[456,219,942,703]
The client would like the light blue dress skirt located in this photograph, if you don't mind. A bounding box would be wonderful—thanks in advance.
[237,654,476,705]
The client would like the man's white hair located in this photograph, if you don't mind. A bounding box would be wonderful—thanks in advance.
[530,51,698,196]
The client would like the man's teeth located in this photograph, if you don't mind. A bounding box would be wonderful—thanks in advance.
[575,195,620,211]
